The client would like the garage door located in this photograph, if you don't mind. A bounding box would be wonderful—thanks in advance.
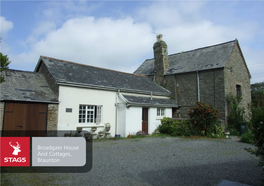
[2,102,48,136]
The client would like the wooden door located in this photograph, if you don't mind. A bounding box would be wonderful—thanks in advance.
[3,102,47,136]
[142,108,148,134]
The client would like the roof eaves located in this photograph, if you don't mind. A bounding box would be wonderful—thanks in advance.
[57,81,171,96]
[126,102,179,108]
[119,93,129,103]
[34,57,44,72]
[1,99,59,104]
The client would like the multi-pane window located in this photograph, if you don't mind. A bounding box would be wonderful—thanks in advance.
[79,105,102,123]
[157,108,165,116]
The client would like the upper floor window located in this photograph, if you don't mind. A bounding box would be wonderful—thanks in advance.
[236,85,242,96]
[157,108,165,116]
[79,105,102,124]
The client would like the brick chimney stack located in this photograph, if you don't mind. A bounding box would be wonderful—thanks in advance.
[153,34,169,85]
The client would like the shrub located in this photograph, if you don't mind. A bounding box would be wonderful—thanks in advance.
[240,131,254,144]
[158,118,198,137]
[226,94,246,130]
[229,128,239,136]
[245,105,264,184]
[188,102,220,136]
[158,117,175,135]
[207,124,225,138]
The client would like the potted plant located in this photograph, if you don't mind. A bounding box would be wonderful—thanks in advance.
[225,129,230,138]
[154,129,160,134]
[128,133,132,138]
[105,123,111,132]
[98,131,104,139]
[77,127,82,132]
[84,133,91,140]
[91,127,97,132]
[136,130,142,135]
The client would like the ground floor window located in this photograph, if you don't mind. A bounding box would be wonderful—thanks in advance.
[157,108,165,116]
[79,105,102,124]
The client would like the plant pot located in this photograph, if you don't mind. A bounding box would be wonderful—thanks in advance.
[91,133,97,139]
[105,127,110,132]
[98,133,104,139]
[84,133,91,140]
[128,135,132,138]
[91,127,97,132]
[105,132,110,138]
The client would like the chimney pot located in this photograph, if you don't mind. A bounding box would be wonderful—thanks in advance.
[156,34,163,42]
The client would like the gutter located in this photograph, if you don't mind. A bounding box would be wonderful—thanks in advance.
[126,103,179,108]
[0,99,59,104]
[115,89,120,136]
[196,71,200,102]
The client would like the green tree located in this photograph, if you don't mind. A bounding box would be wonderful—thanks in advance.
[251,82,264,107]
[0,52,11,83]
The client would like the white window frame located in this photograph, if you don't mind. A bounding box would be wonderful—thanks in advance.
[96,106,102,124]
[157,108,165,117]
[79,105,102,124]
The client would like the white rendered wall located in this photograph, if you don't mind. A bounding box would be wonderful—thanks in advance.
[117,100,126,137]
[119,106,173,137]
[124,107,142,136]
[58,86,117,137]
[148,108,172,134]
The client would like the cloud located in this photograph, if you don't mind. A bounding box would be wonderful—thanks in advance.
[7,1,263,83]
[10,16,154,72]
[0,17,14,35]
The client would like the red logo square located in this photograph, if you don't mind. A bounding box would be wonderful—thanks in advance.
[0,137,30,167]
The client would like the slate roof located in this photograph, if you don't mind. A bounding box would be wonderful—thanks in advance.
[0,70,58,103]
[134,40,237,76]
[120,94,179,108]
[36,56,170,96]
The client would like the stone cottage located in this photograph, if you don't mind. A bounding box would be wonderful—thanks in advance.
[134,35,251,126]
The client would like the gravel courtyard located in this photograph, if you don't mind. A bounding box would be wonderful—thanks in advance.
[1,136,263,186]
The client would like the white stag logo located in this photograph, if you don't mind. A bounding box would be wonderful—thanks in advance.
[9,142,21,155]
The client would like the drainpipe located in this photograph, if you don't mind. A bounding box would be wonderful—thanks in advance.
[151,92,153,100]
[196,71,200,102]
[213,70,215,106]
[115,89,120,136]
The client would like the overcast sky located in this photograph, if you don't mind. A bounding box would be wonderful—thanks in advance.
[1,0,263,84]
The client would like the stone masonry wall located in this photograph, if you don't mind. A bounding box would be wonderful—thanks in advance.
[163,69,226,125]
[174,72,198,118]
[0,102,4,136]
[199,69,226,122]
[47,104,58,131]
[38,62,59,94]
[224,42,251,121]
[153,40,169,87]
